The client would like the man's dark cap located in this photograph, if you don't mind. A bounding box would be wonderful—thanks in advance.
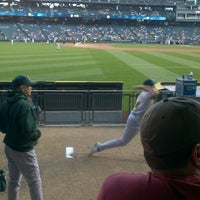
[141,97,200,156]
[143,79,155,86]
[12,75,36,89]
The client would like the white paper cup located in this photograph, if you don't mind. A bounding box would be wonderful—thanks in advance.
[66,147,74,158]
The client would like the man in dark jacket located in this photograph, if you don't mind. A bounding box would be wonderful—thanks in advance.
[0,75,43,200]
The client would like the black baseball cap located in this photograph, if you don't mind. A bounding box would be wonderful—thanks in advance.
[141,97,200,157]
[12,75,36,89]
[143,79,155,86]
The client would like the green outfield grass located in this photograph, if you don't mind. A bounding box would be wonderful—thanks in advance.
[0,42,200,90]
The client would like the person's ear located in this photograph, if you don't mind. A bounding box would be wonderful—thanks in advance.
[19,85,26,92]
[191,144,200,168]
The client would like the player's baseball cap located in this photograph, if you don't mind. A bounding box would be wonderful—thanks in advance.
[143,79,155,86]
[12,75,36,89]
[141,97,200,157]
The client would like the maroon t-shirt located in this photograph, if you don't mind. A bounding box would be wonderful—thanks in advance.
[97,172,200,200]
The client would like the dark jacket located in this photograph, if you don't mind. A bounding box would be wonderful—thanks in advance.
[0,91,41,152]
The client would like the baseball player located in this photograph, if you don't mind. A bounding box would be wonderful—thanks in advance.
[90,79,157,155]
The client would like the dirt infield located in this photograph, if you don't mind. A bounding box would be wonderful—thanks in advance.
[0,126,149,200]
[64,42,200,53]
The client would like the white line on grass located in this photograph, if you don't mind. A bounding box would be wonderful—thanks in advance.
[147,52,200,70]
[106,50,179,82]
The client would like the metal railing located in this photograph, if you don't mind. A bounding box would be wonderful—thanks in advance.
[0,89,141,125]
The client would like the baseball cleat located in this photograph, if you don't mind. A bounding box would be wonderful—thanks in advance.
[89,142,100,155]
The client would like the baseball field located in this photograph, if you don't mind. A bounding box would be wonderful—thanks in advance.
[0,42,200,88]
[0,43,200,200]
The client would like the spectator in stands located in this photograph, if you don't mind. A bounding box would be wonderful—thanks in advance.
[0,75,43,200]
[96,97,200,200]
[90,79,157,155]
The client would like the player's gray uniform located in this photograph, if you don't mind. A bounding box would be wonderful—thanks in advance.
[98,91,154,151]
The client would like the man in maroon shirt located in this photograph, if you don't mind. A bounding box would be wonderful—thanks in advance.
[97,97,200,200]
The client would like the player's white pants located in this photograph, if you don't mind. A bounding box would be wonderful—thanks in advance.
[98,112,142,151]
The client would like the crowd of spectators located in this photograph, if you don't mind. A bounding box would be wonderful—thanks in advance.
[0,2,178,19]
[0,20,199,45]
[0,1,200,45]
